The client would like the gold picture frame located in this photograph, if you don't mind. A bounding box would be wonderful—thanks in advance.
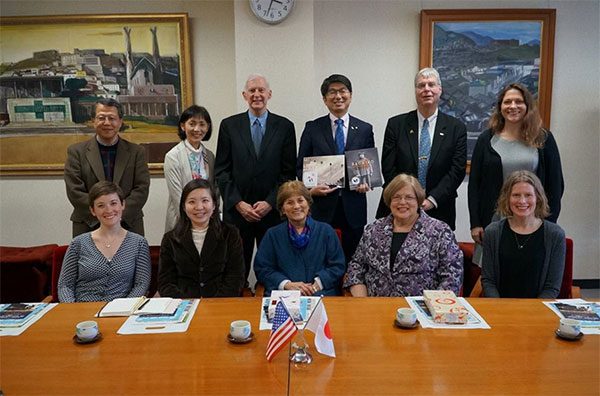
[0,13,193,175]
[419,9,556,163]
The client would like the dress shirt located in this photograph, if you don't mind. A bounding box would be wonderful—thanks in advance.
[417,109,439,208]
[248,110,268,138]
[329,112,350,145]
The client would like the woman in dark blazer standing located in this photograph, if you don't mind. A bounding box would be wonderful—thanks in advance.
[158,179,245,298]
[468,83,564,263]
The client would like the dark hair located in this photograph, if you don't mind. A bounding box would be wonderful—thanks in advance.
[177,105,213,141]
[172,179,221,239]
[88,181,124,207]
[496,170,550,219]
[320,74,353,97]
[488,83,545,148]
[92,98,124,119]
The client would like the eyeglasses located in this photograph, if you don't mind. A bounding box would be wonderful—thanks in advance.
[326,88,350,97]
[95,115,120,123]
[391,194,417,203]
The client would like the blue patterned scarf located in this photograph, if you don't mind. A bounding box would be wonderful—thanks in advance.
[288,216,313,250]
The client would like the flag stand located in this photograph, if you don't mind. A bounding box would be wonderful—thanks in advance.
[289,332,312,364]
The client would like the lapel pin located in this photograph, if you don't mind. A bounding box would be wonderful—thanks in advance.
[409,130,414,134]
[439,133,445,136]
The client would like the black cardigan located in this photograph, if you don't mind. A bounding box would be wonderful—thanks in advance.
[468,129,564,229]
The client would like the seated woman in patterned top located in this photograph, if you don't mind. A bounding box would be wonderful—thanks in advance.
[344,174,463,296]
[58,181,151,302]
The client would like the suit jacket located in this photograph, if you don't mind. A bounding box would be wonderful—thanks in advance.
[163,140,215,232]
[64,136,150,231]
[215,111,296,227]
[158,222,245,298]
[296,114,375,229]
[377,110,466,230]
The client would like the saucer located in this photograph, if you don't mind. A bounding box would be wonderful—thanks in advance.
[555,329,583,341]
[227,332,254,344]
[73,332,102,344]
[394,319,419,329]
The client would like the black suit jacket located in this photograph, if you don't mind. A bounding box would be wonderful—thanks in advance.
[215,111,296,227]
[297,114,375,229]
[158,223,245,298]
[377,110,466,230]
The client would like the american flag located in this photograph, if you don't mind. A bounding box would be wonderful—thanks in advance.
[266,301,297,361]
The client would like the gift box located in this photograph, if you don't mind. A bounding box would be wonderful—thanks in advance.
[423,290,469,324]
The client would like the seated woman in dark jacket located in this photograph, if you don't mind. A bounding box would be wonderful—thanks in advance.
[254,181,346,296]
[482,170,565,298]
[158,179,245,297]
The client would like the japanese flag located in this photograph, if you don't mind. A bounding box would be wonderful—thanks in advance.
[305,300,335,358]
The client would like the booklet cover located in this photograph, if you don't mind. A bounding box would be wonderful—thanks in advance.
[345,147,382,191]
[302,155,345,188]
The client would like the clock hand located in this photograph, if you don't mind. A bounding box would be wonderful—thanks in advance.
[266,0,274,15]
[272,0,282,3]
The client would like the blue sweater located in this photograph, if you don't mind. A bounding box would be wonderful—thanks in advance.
[254,220,346,296]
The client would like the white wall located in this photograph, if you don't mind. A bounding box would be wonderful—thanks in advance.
[1,0,598,280]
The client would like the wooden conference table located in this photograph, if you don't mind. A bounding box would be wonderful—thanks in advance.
[1,298,598,395]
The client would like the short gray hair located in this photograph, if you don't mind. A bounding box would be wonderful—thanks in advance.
[414,67,442,89]
[244,73,270,91]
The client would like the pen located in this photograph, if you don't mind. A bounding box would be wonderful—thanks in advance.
[137,298,150,311]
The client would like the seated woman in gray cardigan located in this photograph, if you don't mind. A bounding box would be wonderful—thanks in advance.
[482,170,565,298]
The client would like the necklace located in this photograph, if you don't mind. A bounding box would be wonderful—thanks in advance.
[513,230,534,249]
[102,237,116,248]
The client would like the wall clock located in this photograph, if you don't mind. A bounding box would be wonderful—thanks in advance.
[249,0,295,25]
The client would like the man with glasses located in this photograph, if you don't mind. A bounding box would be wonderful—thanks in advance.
[64,98,150,237]
[376,67,467,231]
[297,74,375,263]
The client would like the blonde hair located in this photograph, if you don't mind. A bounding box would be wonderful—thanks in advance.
[496,170,550,219]
[276,181,313,217]
[382,174,425,208]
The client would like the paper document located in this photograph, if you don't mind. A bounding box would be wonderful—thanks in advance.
[259,296,320,330]
[543,299,600,334]
[405,296,490,329]
[117,299,199,335]
[0,303,57,336]
[134,298,181,315]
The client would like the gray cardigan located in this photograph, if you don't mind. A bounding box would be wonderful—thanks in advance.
[481,219,566,298]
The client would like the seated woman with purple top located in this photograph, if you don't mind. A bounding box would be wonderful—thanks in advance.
[344,174,463,297]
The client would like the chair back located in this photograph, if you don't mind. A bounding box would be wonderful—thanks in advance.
[458,242,481,297]
[148,245,160,297]
[558,237,574,298]
[50,245,69,303]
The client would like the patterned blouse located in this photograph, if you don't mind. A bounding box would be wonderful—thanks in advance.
[344,212,463,296]
[58,232,151,302]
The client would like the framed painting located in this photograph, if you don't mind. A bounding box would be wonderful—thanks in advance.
[420,9,556,161]
[0,13,192,175]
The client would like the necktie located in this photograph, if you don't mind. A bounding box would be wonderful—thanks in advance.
[251,119,262,155]
[418,118,431,190]
[334,119,345,155]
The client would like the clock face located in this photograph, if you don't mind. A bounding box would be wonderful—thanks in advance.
[249,0,295,25]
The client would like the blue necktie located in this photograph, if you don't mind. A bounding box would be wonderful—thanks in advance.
[251,119,262,155]
[334,119,345,154]
[418,118,431,189]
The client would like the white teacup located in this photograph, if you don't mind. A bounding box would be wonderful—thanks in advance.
[230,320,251,340]
[76,320,99,340]
[559,318,581,337]
[396,308,417,326]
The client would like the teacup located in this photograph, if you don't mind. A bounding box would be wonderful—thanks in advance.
[559,318,581,337]
[396,308,417,326]
[230,320,251,341]
[76,320,99,340]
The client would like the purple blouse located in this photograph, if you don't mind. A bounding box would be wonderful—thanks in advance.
[344,211,463,296]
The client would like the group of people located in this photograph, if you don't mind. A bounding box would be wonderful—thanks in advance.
[57,67,565,303]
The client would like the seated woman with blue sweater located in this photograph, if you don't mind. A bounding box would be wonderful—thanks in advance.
[254,181,346,296]
[482,170,565,298]
[58,181,151,302]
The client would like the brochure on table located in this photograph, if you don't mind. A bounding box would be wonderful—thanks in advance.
[259,291,320,331]
[0,303,57,336]
[543,298,600,335]
[117,299,199,335]
[405,296,490,329]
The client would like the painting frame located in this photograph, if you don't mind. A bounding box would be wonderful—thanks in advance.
[0,13,193,176]
[419,9,556,164]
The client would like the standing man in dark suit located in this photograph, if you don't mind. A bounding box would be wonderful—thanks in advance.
[376,68,466,230]
[297,74,375,262]
[215,74,296,284]
[64,98,150,237]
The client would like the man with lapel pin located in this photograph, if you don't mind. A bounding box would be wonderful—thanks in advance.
[376,67,466,230]
[64,98,150,237]
[297,74,375,262]
[215,74,296,284]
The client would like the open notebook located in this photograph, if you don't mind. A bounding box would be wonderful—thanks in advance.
[98,297,180,317]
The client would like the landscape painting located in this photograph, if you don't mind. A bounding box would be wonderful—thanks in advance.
[420,9,556,160]
[0,14,192,174]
